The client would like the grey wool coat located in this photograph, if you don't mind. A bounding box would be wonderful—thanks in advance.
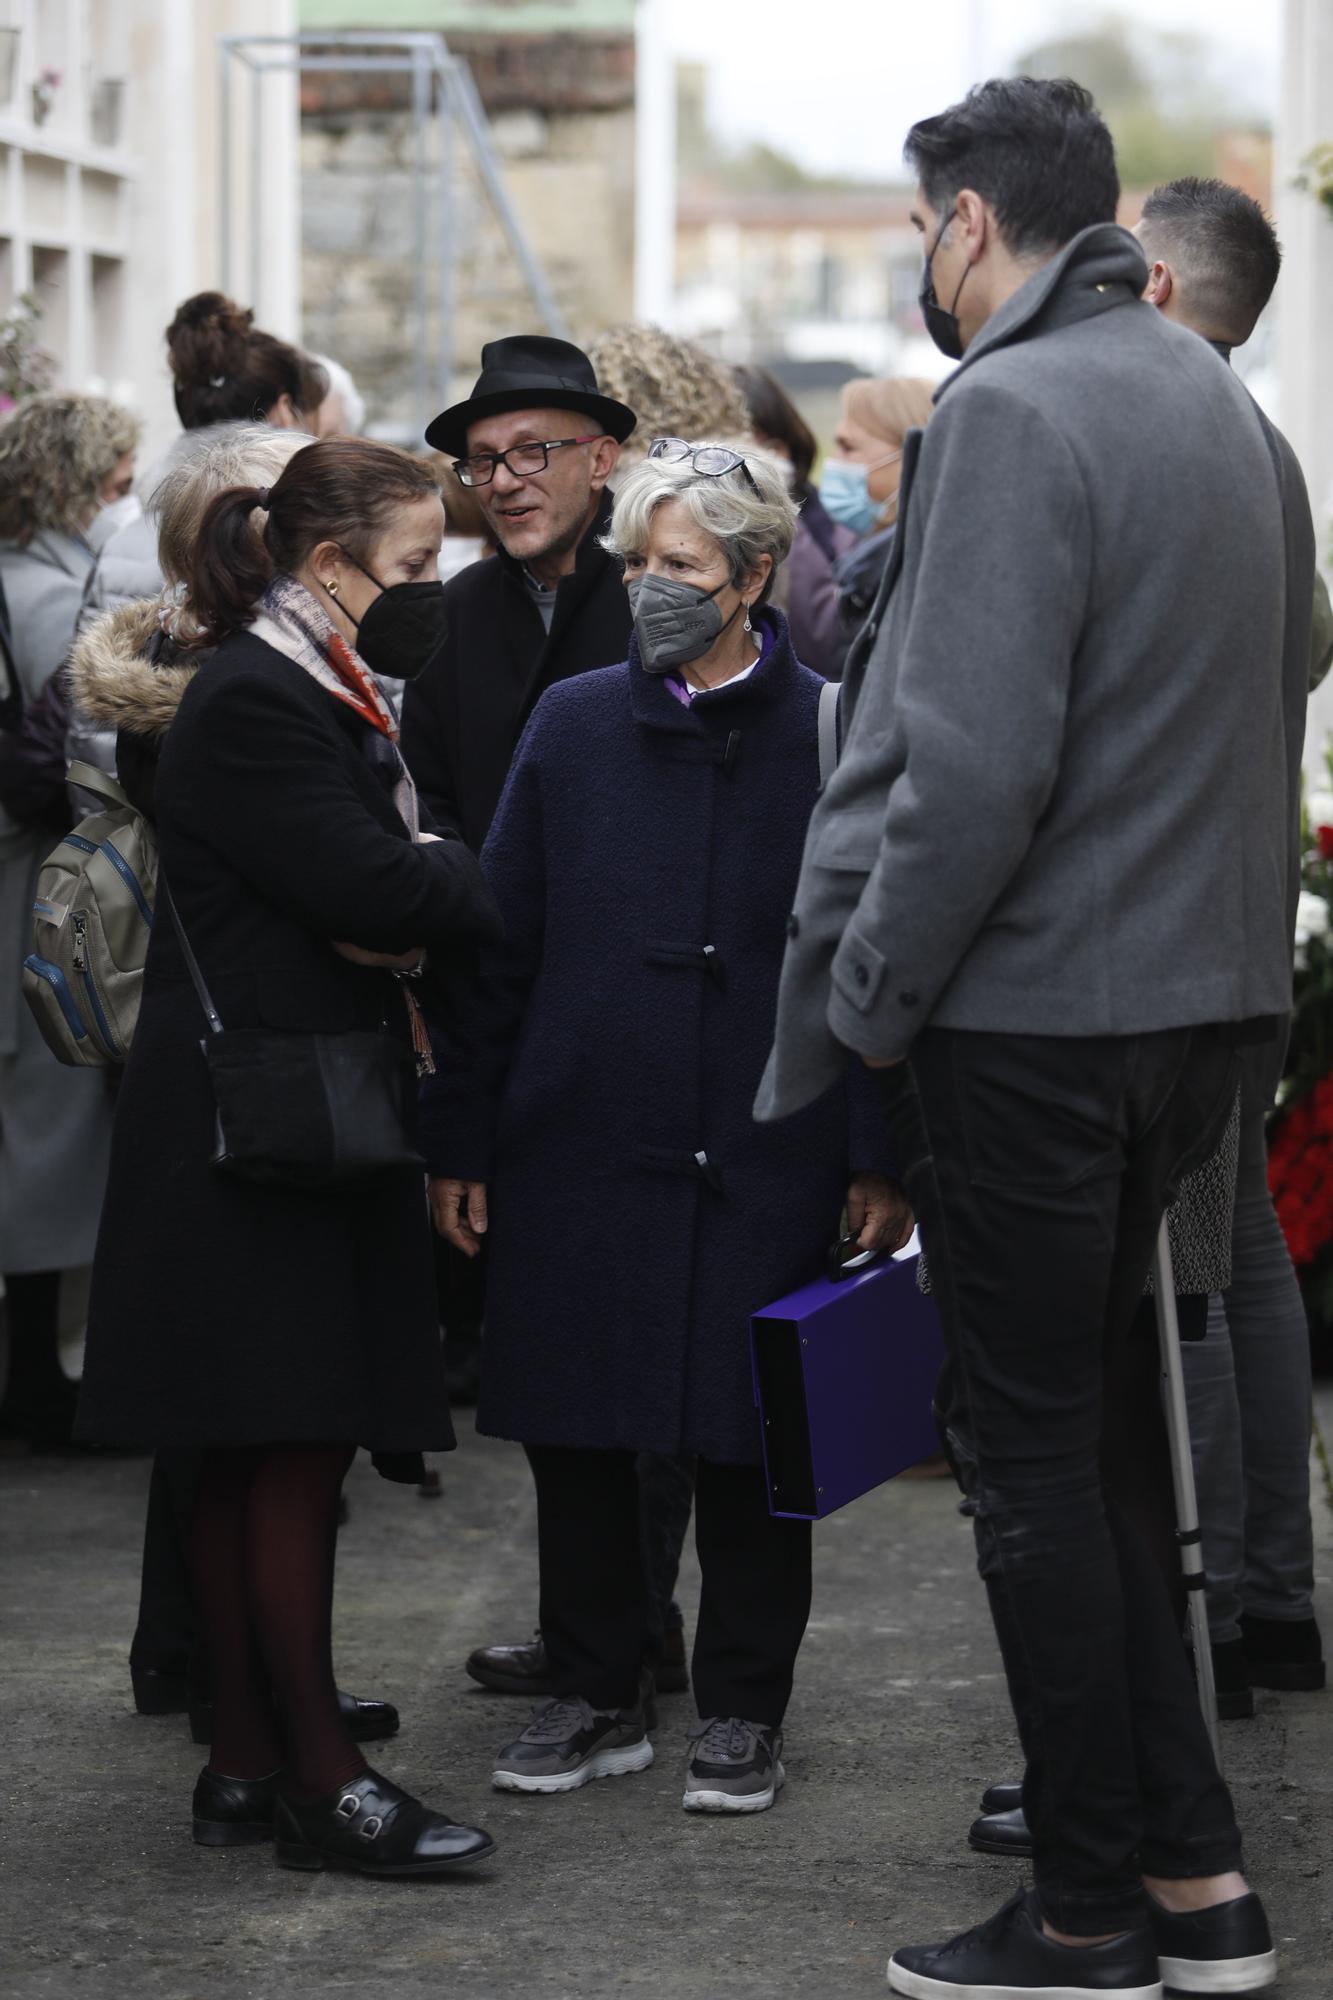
[0,528,115,1272]
[757,224,1311,1123]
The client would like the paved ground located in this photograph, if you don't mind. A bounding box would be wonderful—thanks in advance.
[3,1404,1331,2000]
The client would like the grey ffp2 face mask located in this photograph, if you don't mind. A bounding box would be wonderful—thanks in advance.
[627,571,738,674]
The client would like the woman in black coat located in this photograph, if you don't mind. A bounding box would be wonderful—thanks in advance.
[426,439,909,1815]
[76,438,501,1876]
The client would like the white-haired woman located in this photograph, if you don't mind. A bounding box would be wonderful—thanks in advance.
[424,439,911,1815]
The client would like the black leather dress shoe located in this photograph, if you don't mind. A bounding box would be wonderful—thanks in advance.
[969,1804,1034,1858]
[888,1887,1161,1997]
[274,1768,496,1877]
[1149,1889,1276,1994]
[133,1666,190,1716]
[465,1632,554,1697]
[980,1780,1023,1814]
[192,1766,281,1847]
[1240,1612,1326,1692]
[466,1630,683,1708]
[190,1687,399,1747]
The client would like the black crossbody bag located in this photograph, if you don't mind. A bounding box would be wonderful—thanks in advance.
[165,884,424,1189]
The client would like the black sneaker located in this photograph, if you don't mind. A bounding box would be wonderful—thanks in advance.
[888,1888,1162,1999]
[492,1695,653,1794]
[1148,1890,1276,1995]
[682,1717,784,1813]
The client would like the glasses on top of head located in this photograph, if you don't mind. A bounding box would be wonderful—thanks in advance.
[648,436,761,496]
[454,434,601,489]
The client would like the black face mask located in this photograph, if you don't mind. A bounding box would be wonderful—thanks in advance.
[326,551,448,683]
[918,207,971,362]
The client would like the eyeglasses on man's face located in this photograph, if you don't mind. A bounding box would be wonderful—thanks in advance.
[453,435,601,489]
[648,436,761,496]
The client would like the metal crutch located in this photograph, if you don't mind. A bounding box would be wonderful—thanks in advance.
[1150,1217,1222,1766]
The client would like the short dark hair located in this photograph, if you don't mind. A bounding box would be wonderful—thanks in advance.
[189,437,440,638]
[1138,177,1281,346]
[733,365,818,495]
[904,77,1119,259]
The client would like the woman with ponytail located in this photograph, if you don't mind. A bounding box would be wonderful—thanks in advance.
[76,437,503,1878]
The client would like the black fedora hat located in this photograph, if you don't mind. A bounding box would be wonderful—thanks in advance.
[425,335,637,458]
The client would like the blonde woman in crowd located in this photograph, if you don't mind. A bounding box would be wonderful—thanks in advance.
[0,393,140,1451]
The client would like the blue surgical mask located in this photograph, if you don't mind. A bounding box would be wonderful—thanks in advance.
[819,456,898,536]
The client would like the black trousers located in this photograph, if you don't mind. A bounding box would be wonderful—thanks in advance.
[129,1450,207,1688]
[528,1445,812,1727]
[878,1026,1245,1937]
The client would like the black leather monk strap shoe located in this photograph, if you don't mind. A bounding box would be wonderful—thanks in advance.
[192,1766,281,1847]
[273,1768,496,1878]
[190,1687,399,1747]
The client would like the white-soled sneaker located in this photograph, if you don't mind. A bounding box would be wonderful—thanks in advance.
[492,1695,652,1794]
[682,1717,785,1813]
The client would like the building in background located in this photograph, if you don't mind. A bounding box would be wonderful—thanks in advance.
[298,0,635,436]
[0,0,298,458]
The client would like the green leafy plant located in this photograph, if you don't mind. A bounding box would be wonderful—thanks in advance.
[0,292,56,411]
[1296,144,1333,222]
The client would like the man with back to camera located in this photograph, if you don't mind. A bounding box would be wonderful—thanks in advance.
[757,80,1315,1999]
[965,174,1332,1859]
[1135,180,1331,1694]
[401,337,695,1709]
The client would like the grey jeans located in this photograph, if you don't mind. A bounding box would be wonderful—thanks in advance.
[1183,1054,1316,1640]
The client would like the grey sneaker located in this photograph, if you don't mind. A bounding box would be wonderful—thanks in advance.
[683,1717,785,1813]
[492,1695,653,1794]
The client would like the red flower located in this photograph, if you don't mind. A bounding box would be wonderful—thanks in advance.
[1317,825,1333,860]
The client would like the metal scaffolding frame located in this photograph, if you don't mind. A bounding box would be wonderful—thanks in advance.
[219,30,568,441]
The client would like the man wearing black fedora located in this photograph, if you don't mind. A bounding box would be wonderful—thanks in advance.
[404,337,693,1711]
[403,335,636,852]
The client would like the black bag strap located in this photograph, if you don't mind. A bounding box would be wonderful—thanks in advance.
[0,570,21,733]
[162,878,225,1036]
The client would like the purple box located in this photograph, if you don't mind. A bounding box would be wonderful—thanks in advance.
[750,1245,946,1520]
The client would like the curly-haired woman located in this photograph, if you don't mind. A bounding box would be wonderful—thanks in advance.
[0,391,139,1449]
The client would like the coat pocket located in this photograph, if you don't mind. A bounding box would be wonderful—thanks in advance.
[810,813,882,874]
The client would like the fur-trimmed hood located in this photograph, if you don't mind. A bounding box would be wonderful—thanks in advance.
[67,598,201,739]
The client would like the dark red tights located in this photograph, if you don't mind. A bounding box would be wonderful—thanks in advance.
[191,1441,365,1800]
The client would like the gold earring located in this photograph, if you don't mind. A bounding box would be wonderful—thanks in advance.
[326,578,339,600]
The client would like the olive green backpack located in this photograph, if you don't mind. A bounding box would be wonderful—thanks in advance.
[23,760,158,1067]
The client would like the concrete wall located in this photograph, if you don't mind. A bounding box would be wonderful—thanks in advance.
[300,29,635,442]
[1279,0,1333,767]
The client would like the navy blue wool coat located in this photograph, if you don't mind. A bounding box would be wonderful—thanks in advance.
[421,609,893,1465]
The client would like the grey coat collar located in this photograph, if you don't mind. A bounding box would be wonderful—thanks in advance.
[935,222,1149,402]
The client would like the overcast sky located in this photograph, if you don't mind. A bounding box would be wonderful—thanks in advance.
[667,0,1280,182]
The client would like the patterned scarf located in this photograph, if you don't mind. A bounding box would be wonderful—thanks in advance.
[247,574,434,1073]
[248,574,418,834]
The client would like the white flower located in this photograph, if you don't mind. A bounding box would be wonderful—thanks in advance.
[1308,789,1333,829]
[1297,890,1330,939]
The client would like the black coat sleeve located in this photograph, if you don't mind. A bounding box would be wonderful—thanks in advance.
[163,666,501,955]
[419,715,548,1179]
[400,662,464,841]
[0,670,71,831]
